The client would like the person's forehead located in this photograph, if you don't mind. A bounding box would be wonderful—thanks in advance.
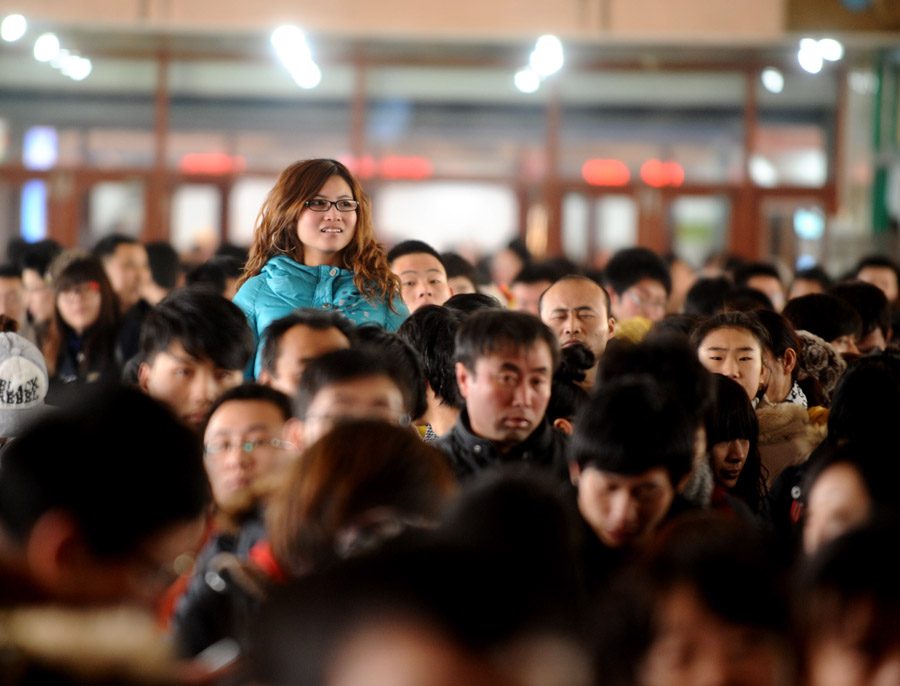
[156,340,216,367]
[206,399,285,435]
[589,465,670,487]
[629,278,667,296]
[312,374,403,403]
[393,252,446,276]
[281,323,350,351]
[542,280,605,311]
[113,243,147,261]
[859,265,898,283]
[0,276,22,290]
[701,327,760,349]
[476,340,552,368]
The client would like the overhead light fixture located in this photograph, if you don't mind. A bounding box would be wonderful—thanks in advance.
[797,38,823,74]
[529,34,564,77]
[818,38,844,62]
[33,32,59,63]
[514,68,540,94]
[761,67,784,94]
[1,14,26,42]
[271,25,321,89]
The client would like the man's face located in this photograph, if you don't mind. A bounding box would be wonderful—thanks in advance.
[103,243,149,311]
[610,277,668,322]
[203,399,295,508]
[455,342,553,450]
[511,281,552,317]
[22,268,55,325]
[540,279,614,359]
[0,276,25,322]
[259,324,351,397]
[857,327,889,355]
[857,266,899,303]
[574,465,675,549]
[299,374,407,449]
[746,275,786,312]
[392,253,453,314]
[138,340,244,429]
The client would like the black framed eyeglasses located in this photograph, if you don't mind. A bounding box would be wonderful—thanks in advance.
[305,199,359,212]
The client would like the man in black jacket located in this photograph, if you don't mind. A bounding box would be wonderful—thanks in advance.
[436,309,566,481]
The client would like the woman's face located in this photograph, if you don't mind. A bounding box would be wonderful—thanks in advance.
[698,327,766,400]
[296,175,358,268]
[57,280,103,334]
[803,462,871,556]
[709,438,750,489]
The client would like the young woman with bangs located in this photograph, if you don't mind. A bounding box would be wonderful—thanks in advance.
[233,159,407,376]
[42,255,121,403]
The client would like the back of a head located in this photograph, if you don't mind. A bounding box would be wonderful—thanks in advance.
[443,292,503,315]
[20,239,63,277]
[828,281,890,339]
[455,308,559,371]
[603,247,672,295]
[783,293,863,343]
[397,305,463,408]
[723,285,774,312]
[828,353,900,444]
[0,386,209,558]
[599,332,714,425]
[140,287,253,371]
[569,375,695,485]
[441,252,478,283]
[352,326,427,420]
[733,262,781,287]
[267,418,456,575]
[260,309,355,376]
[145,242,181,290]
[684,276,732,316]
[510,261,559,287]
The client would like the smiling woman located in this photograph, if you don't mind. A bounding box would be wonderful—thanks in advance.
[233,159,408,377]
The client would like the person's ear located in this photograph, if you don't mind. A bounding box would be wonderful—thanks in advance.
[257,369,273,387]
[284,417,305,454]
[759,358,770,391]
[607,317,617,337]
[24,510,91,596]
[568,462,581,487]
[552,417,574,435]
[455,362,471,400]
[137,361,151,393]
[782,348,798,376]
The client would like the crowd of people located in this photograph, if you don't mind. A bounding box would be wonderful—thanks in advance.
[1,157,900,685]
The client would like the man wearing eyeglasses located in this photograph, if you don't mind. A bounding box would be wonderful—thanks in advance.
[603,247,672,324]
[436,309,567,482]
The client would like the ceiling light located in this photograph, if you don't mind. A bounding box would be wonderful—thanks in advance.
[514,68,540,93]
[1,14,26,42]
[33,32,59,63]
[761,67,784,94]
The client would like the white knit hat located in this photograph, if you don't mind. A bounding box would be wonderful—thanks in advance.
[0,332,48,437]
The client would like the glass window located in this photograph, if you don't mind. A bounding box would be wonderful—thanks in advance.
[669,195,730,267]
[88,181,145,243]
[171,184,221,253]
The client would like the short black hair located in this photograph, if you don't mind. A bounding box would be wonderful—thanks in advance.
[0,263,21,280]
[510,261,558,287]
[19,239,62,277]
[140,287,254,371]
[455,309,559,373]
[828,353,900,444]
[733,261,782,286]
[793,266,832,291]
[294,347,409,420]
[754,309,802,383]
[387,240,443,266]
[260,309,355,377]
[782,293,863,343]
[603,247,672,295]
[145,241,181,290]
[397,305,463,408]
[440,252,478,284]
[0,387,209,558]
[443,292,503,315]
[828,281,891,339]
[684,276,732,316]
[203,383,294,434]
[569,375,695,485]
[92,233,140,261]
[352,327,427,420]
[722,285,775,312]
[855,254,900,282]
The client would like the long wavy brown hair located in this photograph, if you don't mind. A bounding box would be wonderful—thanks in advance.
[42,256,119,377]
[237,159,400,307]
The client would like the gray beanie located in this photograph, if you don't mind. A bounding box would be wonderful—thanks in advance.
[0,332,49,437]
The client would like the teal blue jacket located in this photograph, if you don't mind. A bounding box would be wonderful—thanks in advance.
[233,255,408,377]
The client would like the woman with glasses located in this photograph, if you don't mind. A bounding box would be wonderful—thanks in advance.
[42,255,121,404]
[233,158,407,377]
